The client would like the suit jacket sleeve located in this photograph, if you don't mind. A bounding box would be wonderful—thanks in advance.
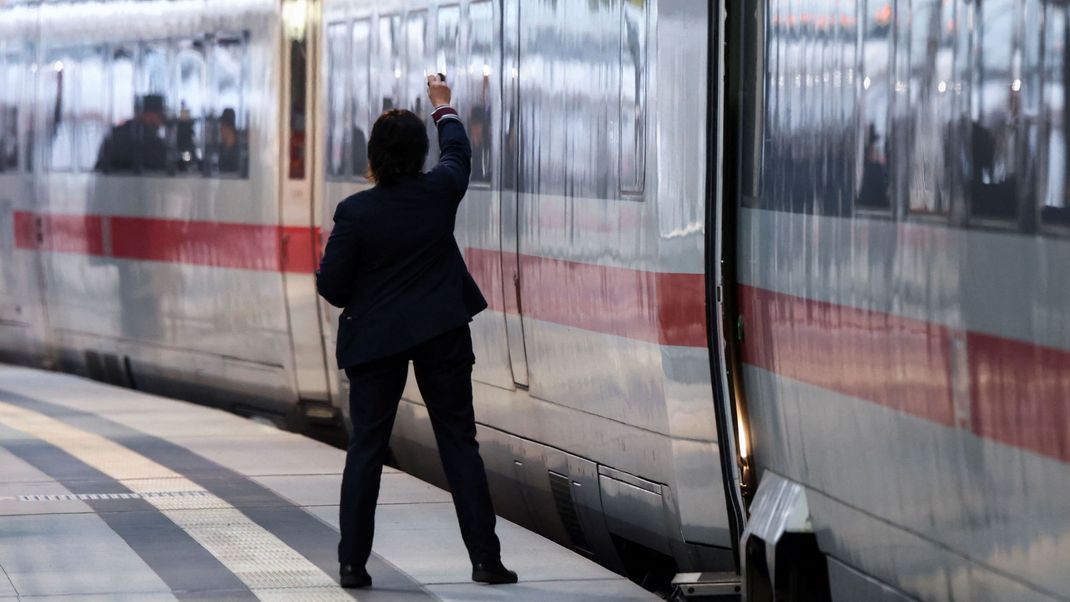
[428,113,472,202]
[316,200,359,308]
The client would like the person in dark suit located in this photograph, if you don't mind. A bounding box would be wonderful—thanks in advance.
[316,75,517,590]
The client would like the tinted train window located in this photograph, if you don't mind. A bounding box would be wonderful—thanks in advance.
[897,0,955,216]
[45,52,76,172]
[208,34,247,177]
[174,39,207,175]
[95,46,138,174]
[0,52,19,172]
[969,0,1020,221]
[379,15,402,112]
[434,5,461,167]
[467,1,493,184]
[1042,3,1070,229]
[75,48,108,172]
[406,11,428,116]
[351,19,372,178]
[620,0,647,195]
[326,22,349,178]
[856,0,892,210]
[137,43,170,173]
[110,47,136,125]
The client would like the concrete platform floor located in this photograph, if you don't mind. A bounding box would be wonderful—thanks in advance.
[0,365,657,601]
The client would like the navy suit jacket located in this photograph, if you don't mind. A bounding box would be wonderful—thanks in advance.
[316,117,487,369]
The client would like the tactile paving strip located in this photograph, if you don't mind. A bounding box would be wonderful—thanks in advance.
[0,400,354,601]
[11,490,211,502]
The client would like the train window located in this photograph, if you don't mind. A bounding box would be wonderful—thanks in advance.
[406,11,428,116]
[856,0,892,210]
[207,34,248,177]
[378,14,402,112]
[434,5,461,167]
[466,1,493,184]
[968,0,1020,222]
[95,46,137,174]
[74,47,108,172]
[326,21,349,179]
[174,39,207,175]
[435,6,460,83]
[898,0,954,216]
[0,52,19,172]
[619,0,647,196]
[351,19,371,178]
[737,0,765,206]
[1042,3,1070,229]
[45,51,76,172]
[135,43,169,174]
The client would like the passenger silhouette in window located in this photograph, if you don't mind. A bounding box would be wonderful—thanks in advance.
[175,101,200,173]
[218,108,240,174]
[95,94,168,173]
[858,123,889,208]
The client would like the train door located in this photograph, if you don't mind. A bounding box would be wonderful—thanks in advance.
[500,0,529,388]
[279,0,333,414]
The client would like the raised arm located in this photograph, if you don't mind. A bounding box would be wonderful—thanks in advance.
[427,75,472,200]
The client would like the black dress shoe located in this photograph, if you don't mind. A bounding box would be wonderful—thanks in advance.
[339,564,372,589]
[472,560,518,584]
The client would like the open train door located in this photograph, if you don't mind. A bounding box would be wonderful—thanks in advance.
[278,0,336,425]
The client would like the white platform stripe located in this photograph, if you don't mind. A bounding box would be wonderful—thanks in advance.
[0,400,354,601]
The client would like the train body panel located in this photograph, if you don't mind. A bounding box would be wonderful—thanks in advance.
[727,0,1070,599]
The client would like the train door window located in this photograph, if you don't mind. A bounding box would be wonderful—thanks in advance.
[405,11,428,116]
[136,43,170,174]
[436,6,461,85]
[1042,2,1070,229]
[620,0,647,196]
[326,21,349,179]
[466,0,493,184]
[737,0,765,207]
[378,14,402,112]
[0,51,19,172]
[45,51,76,172]
[856,0,893,210]
[97,46,136,174]
[351,19,372,178]
[74,47,108,172]
[208,34,248,178]
[968,0,1021,222]
[434,5,461,167]
[174,39,207,175]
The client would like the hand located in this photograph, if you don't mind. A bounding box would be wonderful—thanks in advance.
[427,74,451,107]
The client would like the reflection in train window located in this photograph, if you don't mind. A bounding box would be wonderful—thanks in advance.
[45,51,76,172]
[467,1,493,184]
[379,14,402,112]
[95,46,141,174]
[135,43,169,173]
[351,19,371,178]
[969,0,1020,221]
[74,47,108,172]
[434,5,461,168]
[620,0,646,195]
[0,52,19,172]
[326,22,349,179]
[898,0,954,216]
[406,11,427,116]
[1043,3,1070,229]
[857,0,892,210]
[208,34,247,177]
[174,39,207,175]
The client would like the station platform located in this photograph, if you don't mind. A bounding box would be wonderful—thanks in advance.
[0,366,657,601]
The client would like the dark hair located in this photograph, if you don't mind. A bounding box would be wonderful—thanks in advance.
[367,109,428,185]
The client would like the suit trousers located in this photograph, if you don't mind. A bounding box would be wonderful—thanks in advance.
[337,324,502,568]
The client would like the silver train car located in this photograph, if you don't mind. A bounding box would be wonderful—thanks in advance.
[1,0,1068,600]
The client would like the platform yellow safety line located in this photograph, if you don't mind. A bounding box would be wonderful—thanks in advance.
[0,400,354,601]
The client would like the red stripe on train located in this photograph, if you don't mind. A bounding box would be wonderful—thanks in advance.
[738,284,1070,463]
[13,211,319,275]
[464,248,708,348]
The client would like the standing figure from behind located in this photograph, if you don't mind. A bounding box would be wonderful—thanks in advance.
[316,75,517,590]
